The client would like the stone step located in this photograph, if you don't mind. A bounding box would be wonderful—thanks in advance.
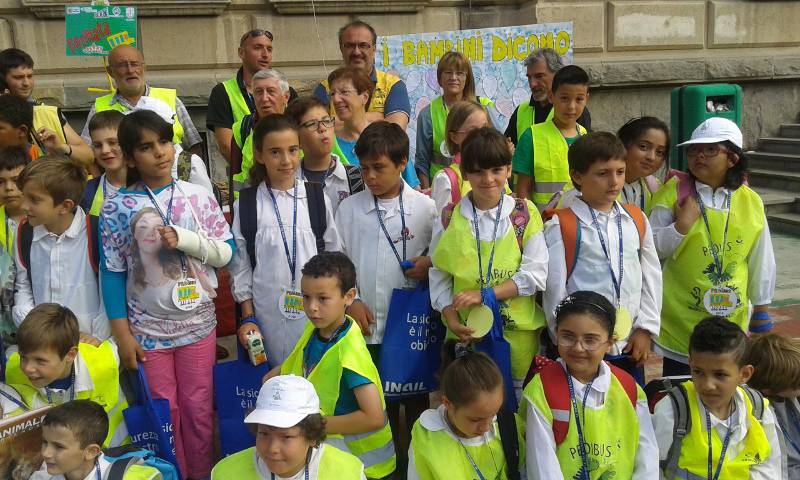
[768,212,800,236]
[757,137,800,155]
[749,168,800,192]
[748,151,800,173]
[780,124,800,139]
[752,186,799,215]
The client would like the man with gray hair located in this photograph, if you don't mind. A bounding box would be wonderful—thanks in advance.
[229,68,291,196]
[504,48,591,145]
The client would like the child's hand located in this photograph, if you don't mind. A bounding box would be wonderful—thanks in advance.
[347,301,375,336]
[158,226,179,250]
[238,322,261,349]
[36,127,63,152]
[78,332,101,347]
[506,137,516,156]
[623,328,652,365]
[444,306,475,343]
[403,256,431,281]
[452,289,483,310]
[116,332,146,370]
[675,196,701,235]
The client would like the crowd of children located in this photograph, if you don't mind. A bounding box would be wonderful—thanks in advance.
[0,46,793,480]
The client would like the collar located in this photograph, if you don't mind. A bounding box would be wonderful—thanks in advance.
[365,180,414,214]
[571,198,630,225]
[258,180,308,199]
[296,155,347,182]
[110,84,151,107]
[694,180,731,198]
[418,405,498,446]
[556,358,612,394]
[236,66,246,90]
[255,445,320,479]
[32,208,85,241]
[40,350,94,396]
[696,388,748,443]
[458,193,514,220]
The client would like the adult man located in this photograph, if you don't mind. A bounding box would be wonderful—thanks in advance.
[81,45,202,155]
[0,48,93,169]
[230,68,291,195]
[207,29,298,162]
[504,48,592,145]
[314,21,410,129]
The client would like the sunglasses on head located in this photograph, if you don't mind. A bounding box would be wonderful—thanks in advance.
[240,29,274,47]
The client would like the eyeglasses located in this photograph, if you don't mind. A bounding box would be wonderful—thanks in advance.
[442,70,467,79]
[330,89,357,98]
[240,29,274,47]
[556,334,607,352]
[341,42,373,51]
[300,117,335,131]
[112,61,144,71]
[687,144,727,158]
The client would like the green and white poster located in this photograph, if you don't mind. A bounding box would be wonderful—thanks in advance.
[65,4,137,56]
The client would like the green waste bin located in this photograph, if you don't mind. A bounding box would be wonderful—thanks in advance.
[670,83,743,172]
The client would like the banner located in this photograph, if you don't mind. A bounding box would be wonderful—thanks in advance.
[65,5,137,56]
[377,22,573,159]
[0,406,51,479]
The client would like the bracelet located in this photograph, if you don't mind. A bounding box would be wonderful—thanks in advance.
[752,311,771,321]
[241,315,258,326]
[749,321,774,333]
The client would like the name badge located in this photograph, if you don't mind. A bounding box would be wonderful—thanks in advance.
[172,278,202,311]
[703,286,739,317]
[279,288,305,320]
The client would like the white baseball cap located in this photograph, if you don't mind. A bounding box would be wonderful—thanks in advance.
[244,375,320,428]
[677,117,742,149]
[126,96,176,125]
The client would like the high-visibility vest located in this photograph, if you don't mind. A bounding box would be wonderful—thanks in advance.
[429,95,494,179]
[94,88,185,145]
[527,119,586,208]
[0,206,15,255]
[211,445,364,479]
[222,76,252,126]
[32,104,66,144]
[515,102,554,141]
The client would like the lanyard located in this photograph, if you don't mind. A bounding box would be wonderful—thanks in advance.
[271,449,311,480]
[566,366,597,480]
[303,318,348,378]
[0,388,28,412]
[458,440,488,480]
[143,182,188,275]
[45,368,76,405]
[94,459,102,480]
[782,404,800,455]
[302,158,336,188]
[697,191,732,282]
[443,409,499,480]
[374,186,407,270]
[588,203,624,306]
[267,181,299,288]
[470,195,504,289]
[705,403,734,480]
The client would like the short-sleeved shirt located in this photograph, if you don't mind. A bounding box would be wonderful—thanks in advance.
[207,67,298,131]
[511,127,580,176]
[303,320,372,415]
[100,181,232,350]
[314,68,411,119]
[504,98,592,146]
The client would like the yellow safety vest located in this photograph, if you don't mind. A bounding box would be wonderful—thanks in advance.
[653,177,764,356]
[0,206,15,256]
[431,198,545,379]
[6,341,129,447]
[211,445,364,479]
[515,102,554,142]
[32,104,66,144]
[429,95,494,179]
[222,76,252,126]
[281,319,396,479]
[522,367,642,479]
[527,119,586,209]
[672,381,771,479]
[94,88,185,145]
[112,464,161,480]
[321,70,401,117]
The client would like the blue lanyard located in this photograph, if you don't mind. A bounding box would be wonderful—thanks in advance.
[588,202,624,306]
[94,459,102,480]
[566,366,597,480]
[705,404,733,480]
[302,158,336,188]
[45,368,76,405]
[302,318,348,377]
[0,388,28,412]
[782,402,800,455]
[470,195,504,289]
[267,181,299,288]
[374,187,407,270]
[143,182,187,275]
[696,191,732,282]
[271,450,310,480]
[458,440,488,480]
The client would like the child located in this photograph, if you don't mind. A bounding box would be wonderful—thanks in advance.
[543,132,661,377]
[212,375,367,479]
[409,340,524,479]
[231,114,340,366]
[430,101,491,212]
[275,252,396,479]
[617,116,670,214]
[32,400,161,480]
[335,121,436,472]
[13,155,110,342]
[747,333,800,479]
[80,110,126,216]
[652,316,781,478]
[521,291,658,479]
[285,96,364,213]
[100,109,233,479]
[651,117,776,375]
[0,93,44,159]
[430,127,548,401]
[4,304,129,447]
[0,146,29,254]
[512,65,589,210]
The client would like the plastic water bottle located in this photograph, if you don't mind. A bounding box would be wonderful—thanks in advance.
[246,330,267,366]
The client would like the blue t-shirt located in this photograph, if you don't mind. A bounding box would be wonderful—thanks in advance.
[335,136,420,188]
[303,320,372,415]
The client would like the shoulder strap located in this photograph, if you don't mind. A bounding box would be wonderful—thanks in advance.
[239,186,259,269]
[510,198,530,251]
[17,219,33,286]
[240,114,255,145]
[106,456,140,480]
[177,150,192,182]
[81,177,101,213]
[539,362,571,445]
[443,167,461,205]
[741,385,765,420]
[643,175,660,194]
[344,164,364,194]
[620,204,647,253]
[554,208,580,280]
[496,408,521,480]
[86,214,99,275]
[607,363,638,407]
[440,202,456,230]
[661,382,691,478]
[305,181,327,252]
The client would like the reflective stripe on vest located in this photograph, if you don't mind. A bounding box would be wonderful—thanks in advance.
[529,119,586,208]
[6,341,129,447]
[515,102,554,141]
[94,88,184,145]
[222,77,252,125]
[429,96,494,179]
[33,104,66,144]
[211,445,364,479]
[280,319,396,478]
[322,70,401,117]
[653,178,764,356]
[672,381,771,479]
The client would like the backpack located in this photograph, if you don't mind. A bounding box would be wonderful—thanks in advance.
[443,167,462,205]
[17,215,99,286]
[440,197,531,251]
[343,164,365,195]
[239,182,327,269]
[104,445,179,480]
[651,378,765,478]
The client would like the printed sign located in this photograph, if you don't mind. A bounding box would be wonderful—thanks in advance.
[0,406,52,479]
[65,5,137,56]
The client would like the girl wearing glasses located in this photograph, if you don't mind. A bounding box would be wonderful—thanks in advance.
[521,291,658,480]
[650,117,775,376]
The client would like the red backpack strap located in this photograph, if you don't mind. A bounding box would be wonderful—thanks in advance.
[440,202,456,230]
[539,362,571,445]
[554,208,580,280]
[607,363,638,407]
[510,198,530,251]
[620,204,647,253]
[443,167,461,205]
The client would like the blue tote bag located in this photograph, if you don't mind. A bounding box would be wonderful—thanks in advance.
[474,289,518,412]
[214,345,270,457]
[122,364,181,476]
[379,282,443,401]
